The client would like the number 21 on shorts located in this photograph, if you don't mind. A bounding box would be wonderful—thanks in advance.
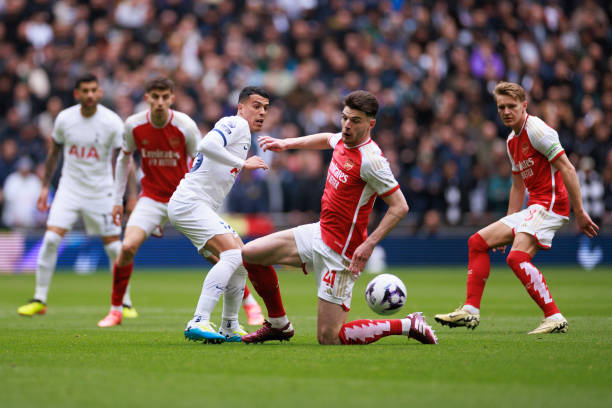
[322,270,336,287]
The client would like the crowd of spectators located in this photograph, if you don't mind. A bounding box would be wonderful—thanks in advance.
[1,0,611,234]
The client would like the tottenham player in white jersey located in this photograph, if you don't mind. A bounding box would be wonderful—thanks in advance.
[168,86,270,343]
[17,74,130,316]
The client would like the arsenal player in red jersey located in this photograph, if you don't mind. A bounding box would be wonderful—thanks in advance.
[97,77,264,327]
[435,81,598,335]
[240,90,437,345]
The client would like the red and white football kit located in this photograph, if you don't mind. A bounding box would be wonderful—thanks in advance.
[293,133,399,309]
[114,109,199,236]
[501,114,569,248]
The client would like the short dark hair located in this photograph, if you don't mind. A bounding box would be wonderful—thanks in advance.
[238,86,270,103]
[343,90,379,117]
[74,73,98,90]
[145,77,174,93]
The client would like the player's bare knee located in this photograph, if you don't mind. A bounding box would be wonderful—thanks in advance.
[121,241,139,260]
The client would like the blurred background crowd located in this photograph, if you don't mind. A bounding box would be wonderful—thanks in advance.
[1,0,611,235]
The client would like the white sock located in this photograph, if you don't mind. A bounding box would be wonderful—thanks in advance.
[221,319,239,332]
[194,249,242,320]
[462,304,479,314]
[103,240,132,306]
[400,318,412,335]
[269,316,289,328]
[222,264,247,323]
[110,305,122,312]
[547,313,564,321]
[34,231,62,303]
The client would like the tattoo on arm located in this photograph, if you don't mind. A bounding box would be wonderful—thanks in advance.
[42,142,62,186]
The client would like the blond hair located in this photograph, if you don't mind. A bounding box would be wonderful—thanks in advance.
[493,81,526,102]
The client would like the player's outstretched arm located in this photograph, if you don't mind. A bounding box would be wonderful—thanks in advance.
[348,189,409,276]
[37,141,62,212]
[258,133,333,152]
[553,154,599,238]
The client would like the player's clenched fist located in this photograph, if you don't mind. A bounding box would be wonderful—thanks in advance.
[112,205,124,226]
[37,186,50,212]
[243,155,268,171]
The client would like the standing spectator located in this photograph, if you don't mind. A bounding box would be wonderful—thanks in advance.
[2,156,42,228]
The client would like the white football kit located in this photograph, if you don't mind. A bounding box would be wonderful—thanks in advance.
[169,115,252,252]
[47,104,124,236]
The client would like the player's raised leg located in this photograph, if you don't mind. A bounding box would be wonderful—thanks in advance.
[435,220,513,329]
[241,229,301,343]
[506,233,568,334]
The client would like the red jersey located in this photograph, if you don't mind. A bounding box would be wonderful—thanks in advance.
[506,115,569,217]
[123,109,200,203]
[319,133,399,259]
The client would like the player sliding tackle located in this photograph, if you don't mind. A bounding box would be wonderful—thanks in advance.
[241,91,437,345]
[435,82,599,335]
[169,86,270,343]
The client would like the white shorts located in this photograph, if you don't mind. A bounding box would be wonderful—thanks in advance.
[500,204,568,249]
[126,196,169,237]
[293,222,356,310]
[167,198,238,255]
[47,187,120,236]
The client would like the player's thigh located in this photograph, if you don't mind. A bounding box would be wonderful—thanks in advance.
[122,225,149,252]
[317,298,349,345]
[477,220,514,248]
[126,197,168,236]
[242,229,302,267]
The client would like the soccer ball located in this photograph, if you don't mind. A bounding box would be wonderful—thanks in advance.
[365,274,407,315]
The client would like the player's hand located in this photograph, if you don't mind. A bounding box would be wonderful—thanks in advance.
[576,209,599,238]
[112,205,124,226]
[348,241,375,277]
[258,136,286,152]
[37,186,50,212]
[242,156,269,171]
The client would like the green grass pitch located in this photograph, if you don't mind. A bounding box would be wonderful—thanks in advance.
[1,266,611,408]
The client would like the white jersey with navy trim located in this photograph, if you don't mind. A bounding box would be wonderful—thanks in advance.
[171,115,251,211]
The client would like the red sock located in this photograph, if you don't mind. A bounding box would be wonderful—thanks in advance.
[339,319,403,345]
[506,250,560,317]
[243,285,250,300]
[243,262,286,318]
[465,233,490,309]
[111,262,133,307]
